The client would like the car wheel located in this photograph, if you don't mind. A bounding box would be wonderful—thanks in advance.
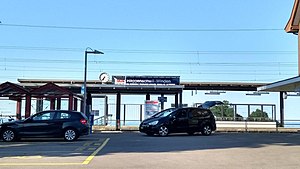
[64,128,78,141]
[202,124,212,136]
[2,129,16,142]
[158,126,169,136]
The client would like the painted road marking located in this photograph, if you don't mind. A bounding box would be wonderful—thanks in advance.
[82,138,110,165]
[11,156,42,159]
[88,148,97,151]
[83,142,93,146]
[75,147,85,151]
[0,163,83,166]
[0,138,110,166]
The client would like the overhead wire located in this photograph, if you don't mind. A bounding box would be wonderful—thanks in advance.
[0,57,297,67]
[0,23,283,32]
[0,45,297,55]
[0,23,295,82]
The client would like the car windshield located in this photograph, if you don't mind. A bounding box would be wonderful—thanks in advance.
[152,108,177,118]
[199,101,223,109]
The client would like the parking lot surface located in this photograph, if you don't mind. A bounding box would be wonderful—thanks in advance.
[0,131,299,169]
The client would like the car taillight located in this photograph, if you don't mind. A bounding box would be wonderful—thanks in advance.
[80,119,88,125]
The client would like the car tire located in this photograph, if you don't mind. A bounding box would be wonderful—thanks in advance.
[158,126,169,137]
[64,128,78,141]
[2,129,17,142]
[202,124,212,136]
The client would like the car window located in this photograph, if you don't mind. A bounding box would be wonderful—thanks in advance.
[32,112,55,121]
[80,112,88,120]
[190,109,211,117]
[176,109,188,118]
[57,112,71,119]
[190,109,202,117]
[152,108,177,118]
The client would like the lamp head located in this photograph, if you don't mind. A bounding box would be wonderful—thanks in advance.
[93,50,104,54]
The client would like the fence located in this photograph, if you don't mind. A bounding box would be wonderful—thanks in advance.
[92,103,300,128]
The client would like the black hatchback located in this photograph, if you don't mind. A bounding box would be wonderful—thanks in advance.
[0,110,90,142]
[139,102,220,136]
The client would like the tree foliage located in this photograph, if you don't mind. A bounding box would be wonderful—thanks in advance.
[210,100,242,118]
[210,101,271,121]
[249,109,269,118]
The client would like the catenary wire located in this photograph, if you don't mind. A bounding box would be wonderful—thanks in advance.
[0,23,283,32]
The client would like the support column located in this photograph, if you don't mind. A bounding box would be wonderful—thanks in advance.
[73,98,78,111]
[123,104,126,126]
[16,98,22,120]
[175,93,179,108]
[50,98,55,110]
[86,93,92,118]
[57,98,61,110]
[146,93,150,101]
[80,99,84,112]
[25,94,31,118]
[105,96,109,125]
[36,98,43,112]
[298,32,300,75]
[280,92,285,127]
[140,104,143,122]
[68,95,74,111]
[161,94,165,110]
[116,93,121,130]
[179,91,183,107]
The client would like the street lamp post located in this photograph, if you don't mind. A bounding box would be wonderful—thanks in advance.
[83,47,104,117]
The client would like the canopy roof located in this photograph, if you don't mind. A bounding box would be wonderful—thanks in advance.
[285,0,300,33]
[258,76,300,92]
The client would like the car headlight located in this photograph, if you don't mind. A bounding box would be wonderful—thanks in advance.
[149,121,158,125]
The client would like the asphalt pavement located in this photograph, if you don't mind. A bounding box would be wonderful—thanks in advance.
[0,131,299,169]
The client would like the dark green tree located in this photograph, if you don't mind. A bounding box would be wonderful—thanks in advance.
[248,109,271,121]
[210,100,242,119]
[249,109,269,118]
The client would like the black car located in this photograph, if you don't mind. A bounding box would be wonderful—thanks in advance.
[139,101,221,136]
[0,110,90,142]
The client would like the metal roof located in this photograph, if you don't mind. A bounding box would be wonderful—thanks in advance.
[258,76,300,92]
[181,82,266,91]
[17,79,266,93]
[285,0,300,33]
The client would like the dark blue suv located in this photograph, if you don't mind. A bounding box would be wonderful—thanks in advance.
[0,110,90,142]
[139,101,221,136]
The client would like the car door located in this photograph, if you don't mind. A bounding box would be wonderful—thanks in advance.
[53,111,73,134]
[172,109,189,132]
[188,109,201,130]
[20,111,59,137]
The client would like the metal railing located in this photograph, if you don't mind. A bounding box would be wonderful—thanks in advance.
[92,103,283,128]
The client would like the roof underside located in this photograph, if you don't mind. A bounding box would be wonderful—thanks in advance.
[285,0,300,33]
[17,79,266,93]
[258,76,300,92]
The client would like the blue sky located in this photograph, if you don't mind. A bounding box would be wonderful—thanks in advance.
[0,0,299,120]
[0,0,297,82]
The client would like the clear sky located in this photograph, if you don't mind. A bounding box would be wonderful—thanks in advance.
[0,0,299,120]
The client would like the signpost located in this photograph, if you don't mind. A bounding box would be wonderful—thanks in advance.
[112,76,180,85]
[144,100,159,119]
[158,97,167,102]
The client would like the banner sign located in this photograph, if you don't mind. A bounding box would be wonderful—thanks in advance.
[144,100,159,119]
[112,76,180,86]
[112,76,126,85]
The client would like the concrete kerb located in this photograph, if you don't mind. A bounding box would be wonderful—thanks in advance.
[92,126,300,133]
